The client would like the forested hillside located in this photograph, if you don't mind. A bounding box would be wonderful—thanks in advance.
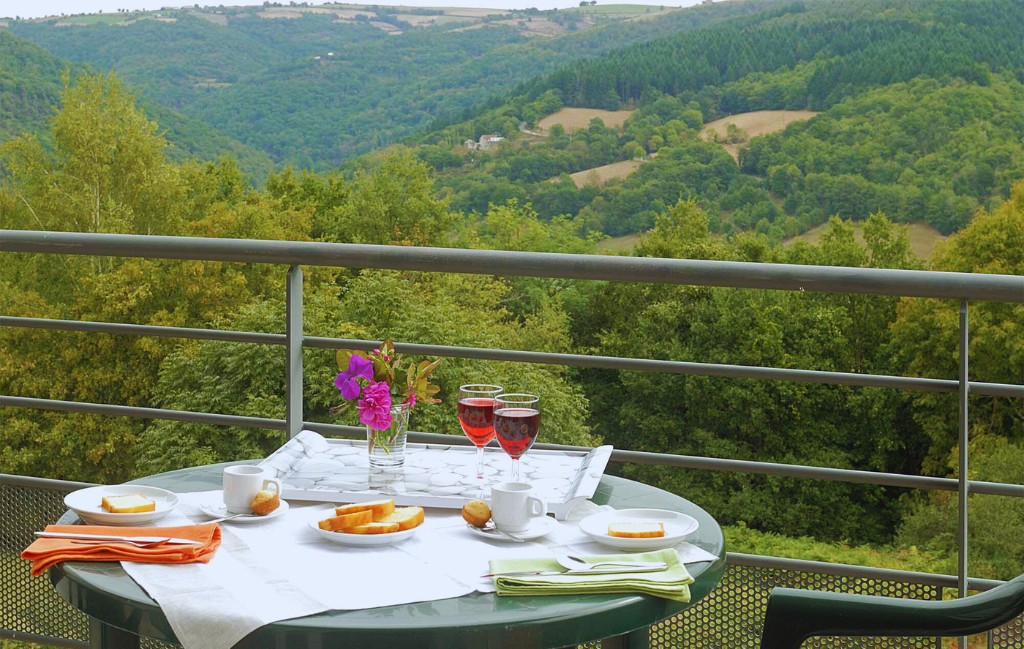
[409,0,1024,240]
[0,31,275,182]
[6,0,790,167]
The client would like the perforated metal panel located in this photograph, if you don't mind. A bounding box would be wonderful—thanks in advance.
[647,564,943,649]
[0,480,90,645]
[992,615,1024,648]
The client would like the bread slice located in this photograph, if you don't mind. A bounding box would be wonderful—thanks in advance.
[376,506,424,531]
[334,499,395,520]
[608,522,665,539]
[346,522,400,535]
[318,509,373,532]
[102,494,156,514]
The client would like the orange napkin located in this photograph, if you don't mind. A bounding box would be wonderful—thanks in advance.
[22,523,221,576]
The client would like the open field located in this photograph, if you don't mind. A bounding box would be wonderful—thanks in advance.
[596,232,642,252]
[567,158,644,188]
[537,108,635,133]
[785,221,947,260]
[569,4,675,14]
[703,110,818,161]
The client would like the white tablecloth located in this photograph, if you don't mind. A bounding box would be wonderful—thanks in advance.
[121,491,717,649]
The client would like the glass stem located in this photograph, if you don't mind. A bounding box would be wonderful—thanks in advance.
[511,458,520,483]
[476,445,485,479]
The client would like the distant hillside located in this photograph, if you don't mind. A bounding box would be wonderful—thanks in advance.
[0,30,274,183]
[7,0,792,168]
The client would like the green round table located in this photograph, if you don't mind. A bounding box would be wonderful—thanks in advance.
[51,461,726,649]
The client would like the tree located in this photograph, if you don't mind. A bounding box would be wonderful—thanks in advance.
[891,181,1024,475]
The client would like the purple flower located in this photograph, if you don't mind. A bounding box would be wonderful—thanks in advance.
[334,355,374,400]
[358,381,393,430]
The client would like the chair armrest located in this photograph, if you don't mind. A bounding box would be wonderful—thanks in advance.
[760,578,1024,649]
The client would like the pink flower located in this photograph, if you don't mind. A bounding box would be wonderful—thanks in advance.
[358,381,393,430]
[404,392,416,408]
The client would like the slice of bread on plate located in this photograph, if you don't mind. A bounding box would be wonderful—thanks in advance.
[318,509,373,532]
[347,522,401,535]
[376,506,424,531]
[334,499,395,520]
[102,494,156,514]
[608,522,665,538]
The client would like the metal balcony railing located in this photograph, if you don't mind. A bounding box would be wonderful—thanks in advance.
[2,229,1023,649]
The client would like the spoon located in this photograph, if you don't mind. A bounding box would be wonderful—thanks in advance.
[71,538,169,549]
[555,555,667,572]
[478,522,524,543]
[207,512,258,524]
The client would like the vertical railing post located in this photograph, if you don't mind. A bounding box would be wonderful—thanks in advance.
[286,265,303,439]
[957,300,969,649]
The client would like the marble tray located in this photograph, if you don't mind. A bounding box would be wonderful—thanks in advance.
[258,430,614,520]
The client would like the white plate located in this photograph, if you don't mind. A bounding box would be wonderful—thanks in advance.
[466,516,555,543]
[578,508,699,551]
[64,485,179,527]
[307,506,418,547]
[199,500,290,523]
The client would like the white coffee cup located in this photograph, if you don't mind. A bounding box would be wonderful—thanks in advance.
[491,482,548,532]
[223,466,283,514]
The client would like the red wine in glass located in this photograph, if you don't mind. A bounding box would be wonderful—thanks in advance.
[458,385,503,481]
[493,394,541,482]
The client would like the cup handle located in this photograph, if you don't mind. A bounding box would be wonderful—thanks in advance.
[261,478,284,495]
[528,496,548,518]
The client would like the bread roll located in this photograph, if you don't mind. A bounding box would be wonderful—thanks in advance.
[608,522,665,538]
[102,494,156,513]
[376,506,424,531]
[318,509,373,532]
[250,490,280,516]
[334,499,395,520]
[461,500,491,527]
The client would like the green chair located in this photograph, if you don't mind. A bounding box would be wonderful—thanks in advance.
[759,575,1024,649]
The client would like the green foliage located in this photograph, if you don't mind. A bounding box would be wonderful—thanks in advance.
[898,437,1024,580]
[890,181,1024,474]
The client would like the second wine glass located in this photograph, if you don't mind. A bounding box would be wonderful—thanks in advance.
[493,393,541,483]
[457,384,504,482]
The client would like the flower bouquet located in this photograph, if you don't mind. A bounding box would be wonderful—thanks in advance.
[331,339,441,468]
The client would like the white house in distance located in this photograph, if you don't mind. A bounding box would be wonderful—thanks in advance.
[464,134,505,151]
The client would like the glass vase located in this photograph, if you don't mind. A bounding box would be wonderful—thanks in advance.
[366,402,411,470]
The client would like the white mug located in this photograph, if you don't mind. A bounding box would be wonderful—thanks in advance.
[491,482,548,532]
[223,466,283,514]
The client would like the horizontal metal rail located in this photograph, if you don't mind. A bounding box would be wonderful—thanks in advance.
[4,317,1021,399]
[0,629,88,649]
[3,230,1023,302]
[4,396,1024,498]
[726,553,1004,592]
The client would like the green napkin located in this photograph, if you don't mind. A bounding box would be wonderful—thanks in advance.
[489,549,693,602]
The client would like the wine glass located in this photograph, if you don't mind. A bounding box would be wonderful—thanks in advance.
[458,384,504,482]
[493,393,541,483]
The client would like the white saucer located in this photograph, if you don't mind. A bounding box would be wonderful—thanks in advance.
[64,485,179,527]
[578,508,698,551]
[199,500,290,523]
[467,516,555,542]
[307,506,418,547]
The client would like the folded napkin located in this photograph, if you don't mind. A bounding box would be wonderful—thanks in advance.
[22,524,221,577]
[489,548,693,602]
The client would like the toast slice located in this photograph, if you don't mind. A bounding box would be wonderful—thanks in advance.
[376,506,424,531]
[101,494,156,514]
[318,509,373,532]
[346,522,400,535]
[608,522,665,539]
[334,499,395,520]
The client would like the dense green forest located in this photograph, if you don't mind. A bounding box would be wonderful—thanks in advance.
[0,30,275,182]
[2,71,1022,580]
